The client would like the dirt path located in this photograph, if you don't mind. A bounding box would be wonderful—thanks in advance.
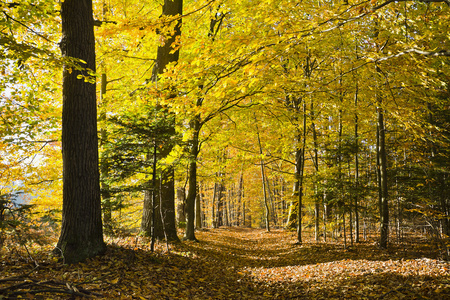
[174,228,450,299]
[1,227,449,299]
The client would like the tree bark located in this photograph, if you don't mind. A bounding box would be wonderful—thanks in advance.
[195,186,202,229]
[99,71,114,234]
[378,105,389,248]
[311,99,320,242]
[296,101,307,244]
[236,171,243,226]
[184,116,200,240]
[354,87,360,243]
[141,0,182,242]
[55,0,106,264]
[255,114,270,232]
[158,168,178,241]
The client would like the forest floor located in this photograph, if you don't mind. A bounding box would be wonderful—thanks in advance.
[1,227,450,299]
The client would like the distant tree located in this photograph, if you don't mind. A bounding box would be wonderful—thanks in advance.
[54,0,106,264]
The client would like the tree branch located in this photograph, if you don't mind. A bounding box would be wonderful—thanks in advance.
[374,0,450,10]
[93,19,118,27]
[375,48,450,61]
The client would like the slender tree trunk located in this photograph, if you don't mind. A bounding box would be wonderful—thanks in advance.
[243,197,246,227]
[56,0,106,264]
[150,140,158,251]
[212,183,217,228]
[343,209,347,249]
[237,171,243,226]
[255,115,270,232]
[349,205,353,247]
[378,105,389,248]
[184,116,200,240]
[99,1,112,234]
[311,99,320,242]
[99,71,112,233]
[297,101,307,244]
[323,201,328,242]
[217,180,224,227]
[195,188,202,229]
[354,97,360,243]
[376,119,383,227]
[266,178,278,226]
[353,45,360,244]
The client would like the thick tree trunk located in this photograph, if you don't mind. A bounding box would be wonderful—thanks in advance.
[176,187,186,225]
[55,0,106,264]
[159,169,179,241]
[141,190,153,236]
[141,0,182,243]
[286,194,298,230]
[140,150,164,241]
[140,178,165,240]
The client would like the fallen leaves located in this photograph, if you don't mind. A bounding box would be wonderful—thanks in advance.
[1,228,449,299]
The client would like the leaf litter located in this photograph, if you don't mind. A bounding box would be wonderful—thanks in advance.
[1,227,449,299]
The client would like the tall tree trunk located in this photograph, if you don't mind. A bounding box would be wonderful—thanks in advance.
[297,101,307,244]
[99,71,112,233]
[184,116,200,240]
[378,104,389,248]
[150,140,158,251]
[354,85,360,243]
[323,201,328,242]
[376,117,383,219]
[55,0,106,264]
[216,180,224,227]
[141,0,182,242]
[255,115,270,232]
[99,0,112,234]
[311,99,320,242]
[286,96,300,230]
[141,166,164,240]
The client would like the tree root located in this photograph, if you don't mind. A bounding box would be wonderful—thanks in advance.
[0,276,104,299]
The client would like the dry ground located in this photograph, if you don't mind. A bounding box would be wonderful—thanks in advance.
[1,227,449,299]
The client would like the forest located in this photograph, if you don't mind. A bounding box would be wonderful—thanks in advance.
[1,0,449,298]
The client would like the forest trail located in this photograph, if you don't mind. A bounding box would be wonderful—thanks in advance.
[1,227,450,299]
